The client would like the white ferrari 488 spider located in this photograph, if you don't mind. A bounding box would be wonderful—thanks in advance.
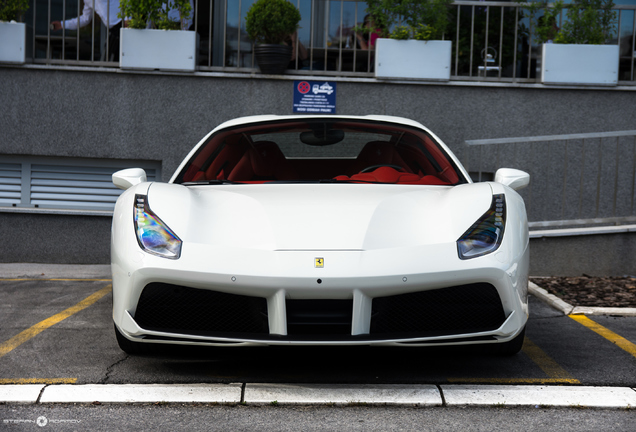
[111,115,530,355]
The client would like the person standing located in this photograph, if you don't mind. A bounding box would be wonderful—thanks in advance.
[355,14,381,50]
[51,0,122,61]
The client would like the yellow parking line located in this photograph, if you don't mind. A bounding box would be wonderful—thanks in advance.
[569,314,636,358]
[521,337,579,382]
[448,337,580,384]
[0,378,77,384]
[447,377,580,384]
[0,284,112,359]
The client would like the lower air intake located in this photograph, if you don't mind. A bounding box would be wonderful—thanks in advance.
[370,283,506,338]
[134,283,269,337]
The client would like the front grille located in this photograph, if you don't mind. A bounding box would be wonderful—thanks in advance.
[286,299,353,335]
[132,282,506,342]
[134,283,269,337]
[370,283,506,338]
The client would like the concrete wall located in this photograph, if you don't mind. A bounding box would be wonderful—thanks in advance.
[464,133,636,223]
[2,67,635,179]
[0,212,111,264]
[1,66,635,274]
[530,234,636,277]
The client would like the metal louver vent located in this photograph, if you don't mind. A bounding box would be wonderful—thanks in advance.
[0,163,22,206]
[30,164,157,211]
[0,158,160,212]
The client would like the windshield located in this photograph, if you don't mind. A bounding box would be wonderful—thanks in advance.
[174,119,466,185]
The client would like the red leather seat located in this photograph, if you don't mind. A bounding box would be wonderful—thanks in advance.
[191,141,249,181]
[349,141,411,174]
[347,166,449,184]
[228,141,296,181]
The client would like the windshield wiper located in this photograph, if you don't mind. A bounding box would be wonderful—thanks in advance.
[260,179,348,184]
[318,178,392,184]
[183,179,390,185]
[318,178,388,184]
[181,180,242,186]
[263,179,362,184]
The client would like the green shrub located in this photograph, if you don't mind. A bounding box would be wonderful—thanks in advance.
[557,0,616,44]
[119,0,192,30]
[245,0,302,45]
[0,0,29,22]
[390,25,410,40]
[119,0,158,29]
[520,0,616,45]
[412,23,435,41]
[365,0,452,41]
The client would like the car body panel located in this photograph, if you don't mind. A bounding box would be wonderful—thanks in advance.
[111,115,529,350]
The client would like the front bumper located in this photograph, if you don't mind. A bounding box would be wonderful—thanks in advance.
[112,243,529,347]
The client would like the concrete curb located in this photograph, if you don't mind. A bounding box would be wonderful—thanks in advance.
[1,384,635,408]
[439,385,636,408]
[528,282,636,317]
[243,384,442,406]
[0,264,111,280]
[38,384,242,404]
[0,385,45,403]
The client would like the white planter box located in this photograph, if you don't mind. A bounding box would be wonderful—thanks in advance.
[375,39,451,80]
[541,43,619,86]
[120,28,198,72]
[0,21,26,64]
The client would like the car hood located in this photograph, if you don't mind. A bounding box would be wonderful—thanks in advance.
[147,182,493,251]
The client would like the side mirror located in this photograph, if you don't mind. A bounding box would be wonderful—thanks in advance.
[494,168,530,191]
[112,168,147,190]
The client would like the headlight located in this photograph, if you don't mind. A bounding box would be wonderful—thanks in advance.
[457,194,505,260]
[134,194,182,259]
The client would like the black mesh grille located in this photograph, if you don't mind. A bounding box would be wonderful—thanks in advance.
[286,299,353,335]
[134,283,269,337]
[370,283,506,337]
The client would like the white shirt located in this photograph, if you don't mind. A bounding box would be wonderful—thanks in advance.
[62,0,122,30]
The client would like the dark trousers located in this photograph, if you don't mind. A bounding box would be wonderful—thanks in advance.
[107,22,122,62]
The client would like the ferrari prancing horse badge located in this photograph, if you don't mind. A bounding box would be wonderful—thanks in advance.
[315,258,324,268]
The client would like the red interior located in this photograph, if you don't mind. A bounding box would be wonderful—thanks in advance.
[180,121,460,186]
[334,167,450,185]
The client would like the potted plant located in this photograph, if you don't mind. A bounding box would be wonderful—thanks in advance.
[118,0,198,72]
[365,0,453,80]
[0,0,29,63]
[523,0,619,85]
[245,0,302,75]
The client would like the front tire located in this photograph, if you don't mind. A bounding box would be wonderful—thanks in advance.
[492,326,526,356]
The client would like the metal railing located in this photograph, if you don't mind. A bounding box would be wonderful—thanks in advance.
[450,1,636,83]
[464,131,636,227]
[17,1,636,83]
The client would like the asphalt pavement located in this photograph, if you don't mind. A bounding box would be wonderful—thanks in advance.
[1,263,635,410]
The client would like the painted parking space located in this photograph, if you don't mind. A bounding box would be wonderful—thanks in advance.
[569,315,636,358]
[0,284,111,359]
[522,300,636,387]
[0,280,107,341]
[0,279,635,387]
[0,279,120,385]
[447,337,579,385]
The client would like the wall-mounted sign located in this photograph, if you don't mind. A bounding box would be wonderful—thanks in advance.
[293,80,337,114]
